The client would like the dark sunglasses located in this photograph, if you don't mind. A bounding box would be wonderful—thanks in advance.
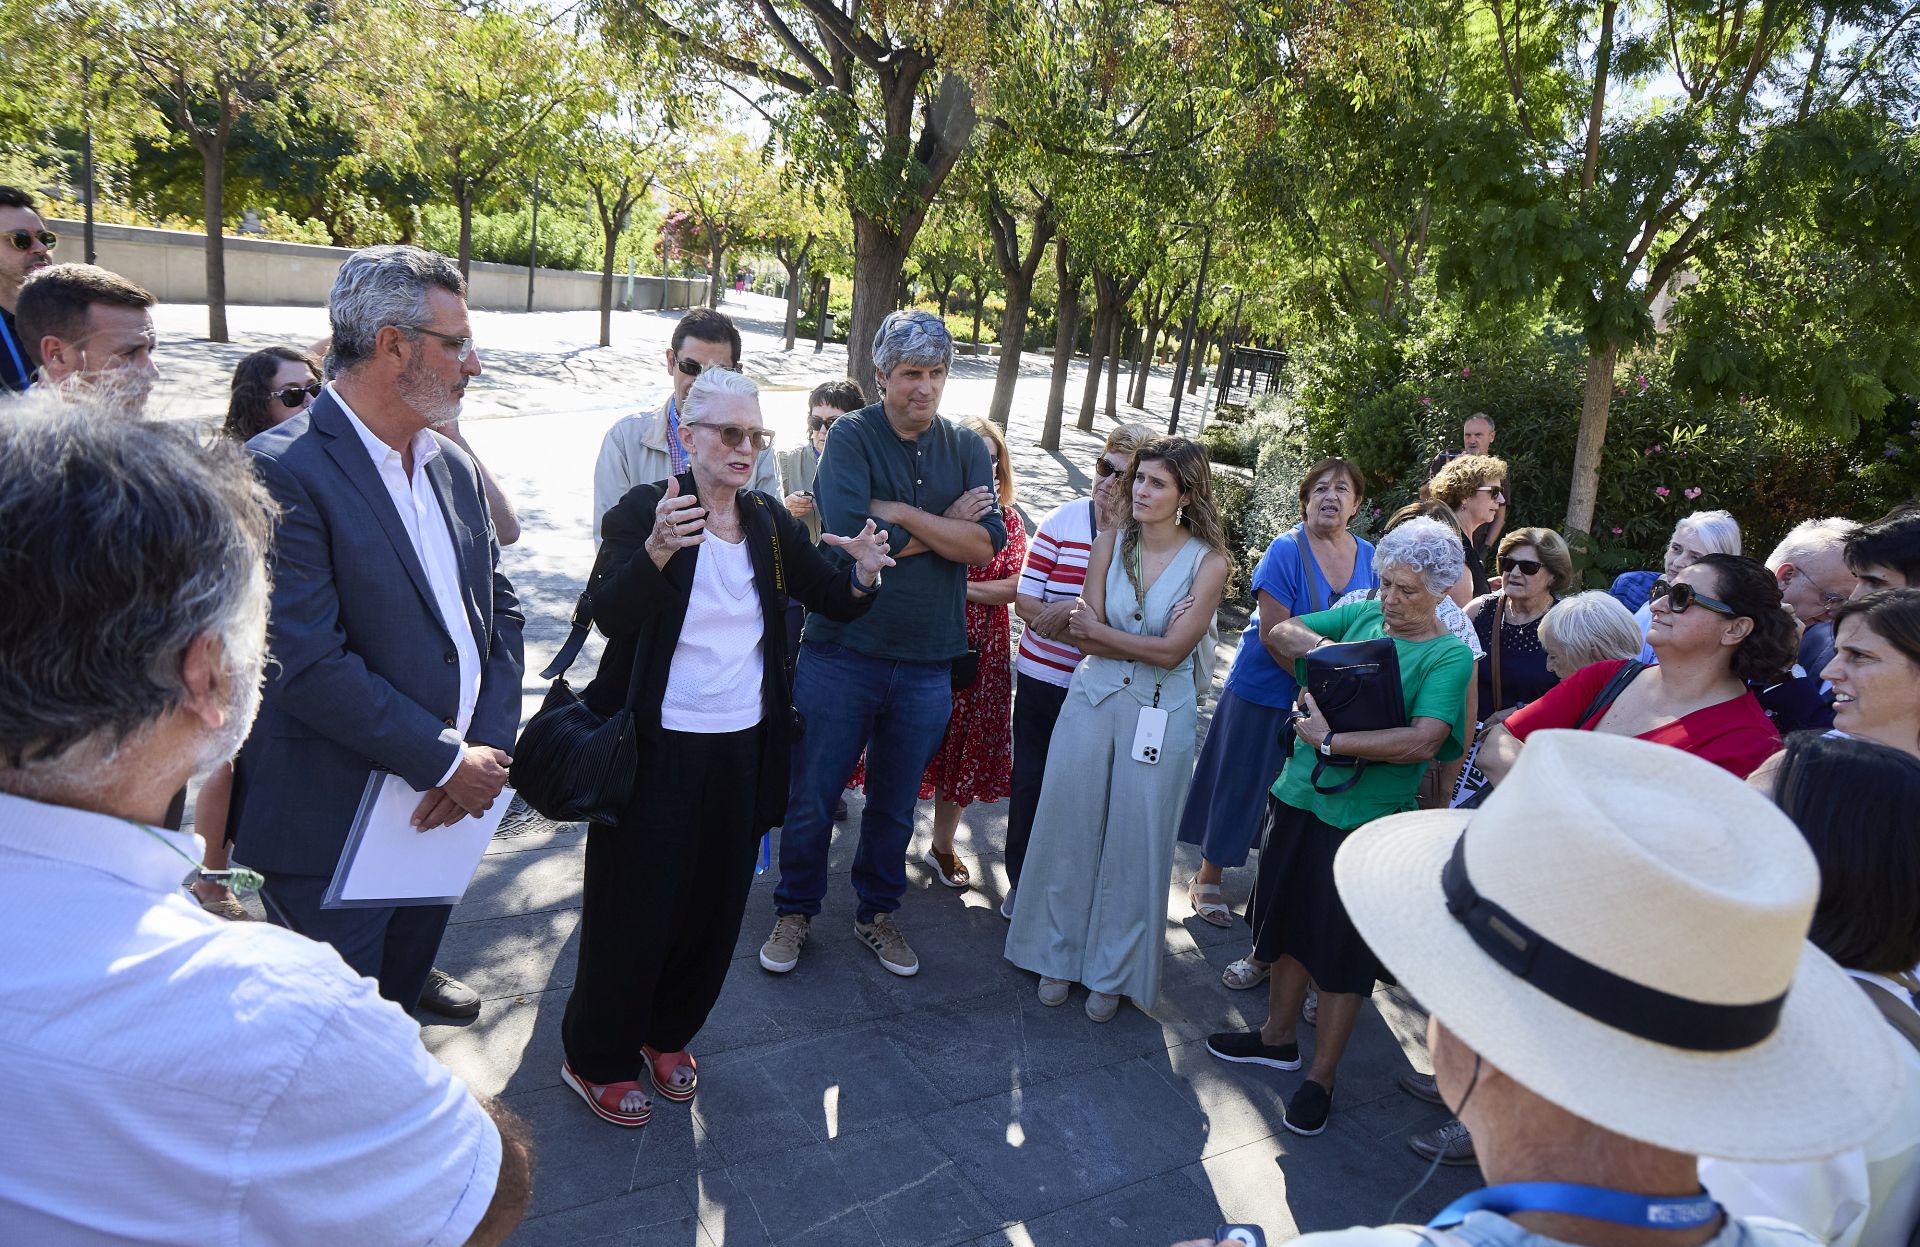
[1651,578,1737,617]
[676,356,740,378]
[5,228,55,252]
[273,382,322,408]
[684,421,774,452]
[1499,556,1544,577]
[1095,458,1125,478]
[806,413,840,432]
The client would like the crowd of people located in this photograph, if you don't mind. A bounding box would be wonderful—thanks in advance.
[1,198,1915,1247]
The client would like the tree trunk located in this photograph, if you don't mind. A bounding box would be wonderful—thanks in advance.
[1041,246,1081,452]
[987,285,1030,429]
[199,135,229,343]
[782,259,803,350]
[1186,328,1211,394]
[1076,299,1112,433]
[708,239,725,309]
[937,276,955,319]
[1566,344,1619,538]
[969,276,983,346]
[849,211,914,387]
[457,188,474,282]
[1103,321,1123,421]
[598,223,618,348]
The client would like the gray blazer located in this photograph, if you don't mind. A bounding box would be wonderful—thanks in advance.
[233,391,525,877]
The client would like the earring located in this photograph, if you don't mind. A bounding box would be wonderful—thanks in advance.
[1177,504,1186,526]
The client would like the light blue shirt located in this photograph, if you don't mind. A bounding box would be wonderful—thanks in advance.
[1293,1209,1824,1247]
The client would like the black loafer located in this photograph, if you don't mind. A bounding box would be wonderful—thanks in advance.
[1283,1079,1333,1136]
[417,968,481,1019]
[1204,1030,1302,1070]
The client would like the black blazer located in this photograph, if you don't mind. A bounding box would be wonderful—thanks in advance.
[584,472,875,830]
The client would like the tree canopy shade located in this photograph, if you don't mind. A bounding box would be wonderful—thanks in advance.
[593,0,986,382]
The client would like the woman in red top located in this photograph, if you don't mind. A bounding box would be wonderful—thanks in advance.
[1477,554,1794,780]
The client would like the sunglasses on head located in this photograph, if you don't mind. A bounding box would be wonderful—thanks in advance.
[5,228,55,252]
[1499,556,1543,577]
[1651,578,1737,617]
[684,421,774,452]
[273,381,322,408]
[676,356,739,378]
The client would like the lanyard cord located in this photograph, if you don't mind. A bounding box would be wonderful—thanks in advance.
[123,816,265,896]
[1132,538,1165,708]
[0,312,28,383]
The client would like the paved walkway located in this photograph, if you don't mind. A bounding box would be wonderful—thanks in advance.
[156,292,1478,1245]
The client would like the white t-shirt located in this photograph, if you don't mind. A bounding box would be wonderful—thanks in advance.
[1703,972,1920,1247]
[0,792,500,1245]
[661,532,766,732]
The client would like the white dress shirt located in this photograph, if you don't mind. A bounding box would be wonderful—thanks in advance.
[0,792,501,1244]
[335,385,482,785]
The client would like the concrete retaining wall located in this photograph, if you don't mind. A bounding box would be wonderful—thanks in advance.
[45,218,710,313]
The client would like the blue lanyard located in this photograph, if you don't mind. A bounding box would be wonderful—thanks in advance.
[1430,1184,1721,1231]
[0,312,29,387]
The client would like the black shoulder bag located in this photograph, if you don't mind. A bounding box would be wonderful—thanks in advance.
[1300,637,1407,794]
[509,586,645,826]
[752,493,805,737]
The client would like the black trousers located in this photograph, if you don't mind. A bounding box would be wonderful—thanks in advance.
[562,724,761,1085]
[259,872,451,1009]
[1005,673,1071,886]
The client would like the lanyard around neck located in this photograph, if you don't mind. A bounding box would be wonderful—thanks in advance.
[0,311,28,384]
[1430,1183,1721,1232]
[1131,537,1169,707]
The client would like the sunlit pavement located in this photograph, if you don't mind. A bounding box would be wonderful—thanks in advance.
[155,291,1475,1244]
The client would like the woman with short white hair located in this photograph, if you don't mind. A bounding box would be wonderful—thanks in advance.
[1538,590,1646,677]
[1206,516,1475,1137]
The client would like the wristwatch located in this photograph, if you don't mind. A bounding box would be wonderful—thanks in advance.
[1318,730,1336,757]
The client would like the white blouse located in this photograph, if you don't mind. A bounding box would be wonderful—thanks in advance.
[660,534,765,733]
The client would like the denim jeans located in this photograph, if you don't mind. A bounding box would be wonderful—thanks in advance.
[776,640,953,924]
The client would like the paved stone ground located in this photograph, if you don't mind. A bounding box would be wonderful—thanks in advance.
[155,292,1479,1245]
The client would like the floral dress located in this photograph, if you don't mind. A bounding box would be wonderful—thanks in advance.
[851,506,1028,805]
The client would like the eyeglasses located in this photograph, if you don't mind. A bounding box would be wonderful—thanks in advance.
[5,229,55,252]
[1499,556,1543,577]
[676,356,739,379]
[1476,485,1506,502]
[273,381,322,408]
[1797,570,1851,616]
[1651,578,1738,617]
[807,413,840,432]
[684,421,774,452]
[403,325,476,361]
[1095,458,1127,478]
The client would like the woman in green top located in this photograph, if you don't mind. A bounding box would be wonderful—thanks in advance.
[1205,516,1474,1138]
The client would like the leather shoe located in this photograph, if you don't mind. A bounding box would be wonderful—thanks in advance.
[417,968,481,1019]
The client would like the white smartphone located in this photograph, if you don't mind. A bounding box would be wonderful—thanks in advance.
[1130,705,1169,765]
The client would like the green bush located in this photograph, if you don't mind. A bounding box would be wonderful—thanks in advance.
[412,202,659,273]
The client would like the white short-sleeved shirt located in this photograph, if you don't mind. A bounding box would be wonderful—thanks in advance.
[0,792,501,1245]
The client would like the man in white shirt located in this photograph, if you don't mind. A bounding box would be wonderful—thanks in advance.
[235,245,524,1019]
[0,402,530,1244]
[591,306,778,544]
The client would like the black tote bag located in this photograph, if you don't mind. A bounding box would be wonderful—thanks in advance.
[1300,637,1407,795]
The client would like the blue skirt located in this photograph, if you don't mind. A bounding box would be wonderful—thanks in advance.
[1174,686,1293,868]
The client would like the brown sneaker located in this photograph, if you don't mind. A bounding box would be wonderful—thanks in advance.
[853,913,919,977]
[1408,1119,1477,1166]
[759,913,810,973]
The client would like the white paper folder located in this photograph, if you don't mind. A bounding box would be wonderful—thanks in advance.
[322,771,513,908]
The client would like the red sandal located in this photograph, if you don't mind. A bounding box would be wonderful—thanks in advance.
[642,1046,698,1102]
[561,1063,651,1127]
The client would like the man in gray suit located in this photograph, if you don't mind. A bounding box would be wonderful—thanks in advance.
[234,245,524,1017]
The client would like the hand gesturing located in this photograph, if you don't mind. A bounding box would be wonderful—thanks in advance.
[822,518,896,588]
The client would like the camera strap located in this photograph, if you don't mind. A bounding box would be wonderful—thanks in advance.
[1429,1183,1720,1232]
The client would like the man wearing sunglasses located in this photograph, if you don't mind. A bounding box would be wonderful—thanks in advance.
[0,186,56,394]
[591,306,778,545]
[14,263,160,416]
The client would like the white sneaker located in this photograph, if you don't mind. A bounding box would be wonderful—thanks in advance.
[999,888,1016,920]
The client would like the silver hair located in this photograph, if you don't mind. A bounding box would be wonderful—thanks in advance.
[1464,411,1495,430]
[327,245,466,375]
[871,309,953,377]
[680,365,761,426]
[1765,516,1857,572]
[1374,515,1467,595]
[1674,509,1742,557]
[0,394,276,785]
[1538,591,1645,671]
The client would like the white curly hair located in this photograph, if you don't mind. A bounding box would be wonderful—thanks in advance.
[1374,515,1466,595]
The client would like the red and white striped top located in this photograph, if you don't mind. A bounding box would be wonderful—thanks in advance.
[1015,498,1098,687]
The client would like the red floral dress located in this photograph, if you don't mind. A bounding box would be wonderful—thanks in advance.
[850,506,1028,805]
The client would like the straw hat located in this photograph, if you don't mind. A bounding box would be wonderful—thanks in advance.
[1334,729,1901,1162]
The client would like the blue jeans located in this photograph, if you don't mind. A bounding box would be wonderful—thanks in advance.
[776,640,953,924]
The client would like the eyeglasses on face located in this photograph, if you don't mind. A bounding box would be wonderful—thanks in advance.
[807,413,840,432]
[1651,578,1737,617]
[5,229,55,252]
[684,421,774,452]
[1499,556,1543,577]
[676,356,740,379]
[403,325,476,361]
[273,381,322,408]
[1476,485,1506,502]
[1095,457,1132,478]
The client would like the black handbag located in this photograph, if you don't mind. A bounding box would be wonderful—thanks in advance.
[509,587,644,825]
[951,647,981,691]
[1300,637,1407,795]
